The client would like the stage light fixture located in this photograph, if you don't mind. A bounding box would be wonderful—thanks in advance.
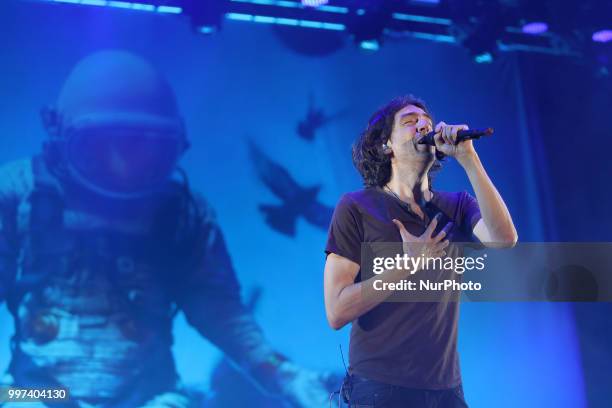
[474,51,493,63]
[409,0,440,5]
[521,22,548,35]
[183,0,227,35]
[47,0,183,14]
[345,0,394,49]
[359,39,380,51]
[593,29,612,43]
[301,0,328,7]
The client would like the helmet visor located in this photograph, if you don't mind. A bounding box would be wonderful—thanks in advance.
[67,127,183,195]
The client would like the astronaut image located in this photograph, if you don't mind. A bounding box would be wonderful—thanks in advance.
[0,50,330,408]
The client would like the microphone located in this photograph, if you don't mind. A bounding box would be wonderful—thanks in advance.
[416,127,494,146]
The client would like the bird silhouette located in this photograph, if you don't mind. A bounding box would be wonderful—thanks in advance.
[296,94,345,141]
[249,141,333,236]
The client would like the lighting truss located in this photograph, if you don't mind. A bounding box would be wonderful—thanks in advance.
[26,0,588,58]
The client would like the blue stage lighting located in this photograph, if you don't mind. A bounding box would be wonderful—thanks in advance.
[474,52,493,63]
[593,29,612,43]
[410,32,456,44]
[359,39,380,51]
[301,0,328,7]
[131,3,154,11]
[79,0,106,5]
[522,22,548,35]
[107,1,131,8]
[157,5,182,14]
[392,12,451,26]
[199,26,216,34]
[49,0,182,14]
[226,13,344,31]
[230,0,347,14]
[410,0,440,4]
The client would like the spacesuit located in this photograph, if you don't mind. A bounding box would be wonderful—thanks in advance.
[0,51,329,408]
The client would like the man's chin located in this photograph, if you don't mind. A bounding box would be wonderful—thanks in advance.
[413,143,435,157]
[411,136,431,153]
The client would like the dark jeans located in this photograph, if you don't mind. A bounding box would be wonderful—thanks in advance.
[346,375,469,408]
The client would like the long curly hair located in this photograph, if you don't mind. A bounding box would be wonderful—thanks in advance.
[352,95,444,188]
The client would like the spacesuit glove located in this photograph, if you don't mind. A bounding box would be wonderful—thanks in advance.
[276,361,334,408]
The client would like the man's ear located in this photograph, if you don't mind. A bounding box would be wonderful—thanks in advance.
[382,141,393,155]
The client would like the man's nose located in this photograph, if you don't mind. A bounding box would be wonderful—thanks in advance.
[417,120,431,134]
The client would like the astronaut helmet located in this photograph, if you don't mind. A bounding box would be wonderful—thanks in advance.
[42,50,189,199]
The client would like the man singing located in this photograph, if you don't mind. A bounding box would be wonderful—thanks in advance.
[323,95,517,407]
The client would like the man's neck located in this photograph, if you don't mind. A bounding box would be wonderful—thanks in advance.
[386,164,432,206]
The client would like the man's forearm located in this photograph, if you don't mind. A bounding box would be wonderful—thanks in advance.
[329,265,417,329]
[459,152,517,245]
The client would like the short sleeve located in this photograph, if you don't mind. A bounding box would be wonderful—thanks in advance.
[325,194,363,265]
[459,191,482,238]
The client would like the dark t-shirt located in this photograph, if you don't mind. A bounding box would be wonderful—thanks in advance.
[325,186,481,389]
